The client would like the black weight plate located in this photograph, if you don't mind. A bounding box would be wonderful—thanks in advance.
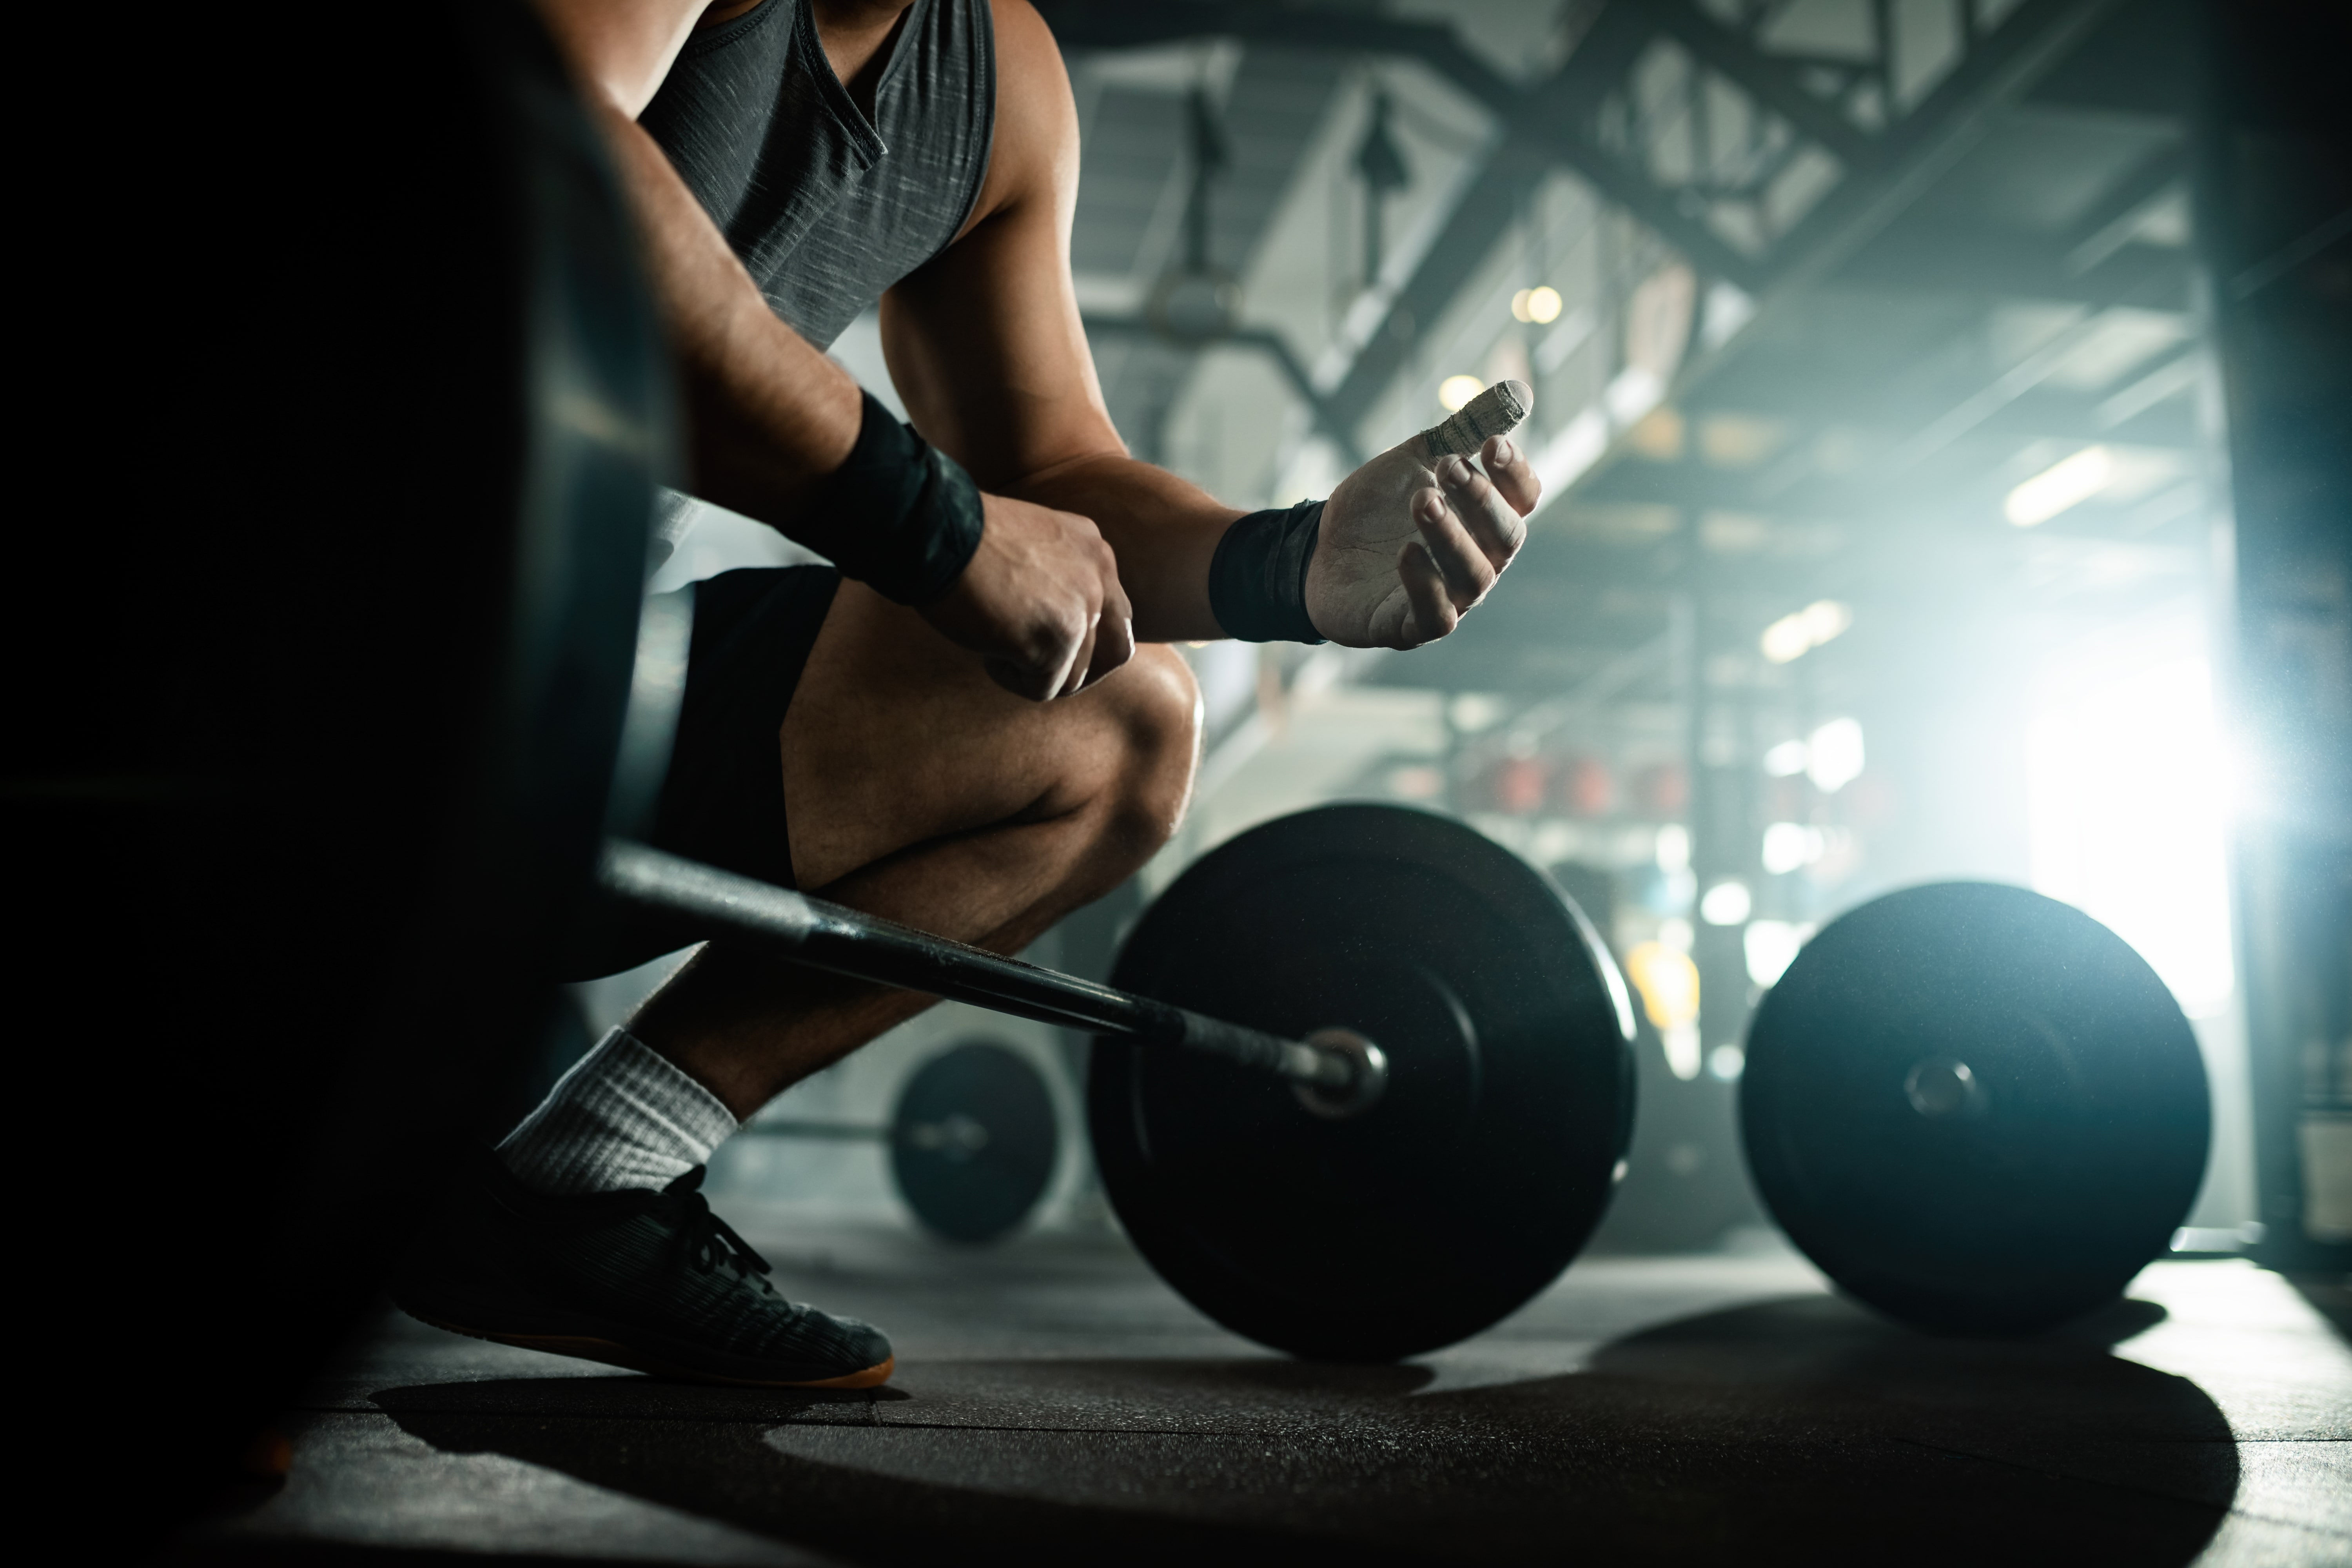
[48,0,666,1522]
[1742,883,2210,1335]
[1091,804,1635,1361]
[892,1042,1059,1244]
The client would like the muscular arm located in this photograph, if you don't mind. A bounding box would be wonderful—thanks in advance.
[537,0,864,523]
[536,0,1133,698]
[539,0,1530,672]
[877,2,1234,641]
[883,2,1538,648]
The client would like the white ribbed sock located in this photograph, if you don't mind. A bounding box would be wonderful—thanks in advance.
[497,1028,740,1196]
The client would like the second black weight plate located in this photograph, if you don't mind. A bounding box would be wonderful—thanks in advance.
[1742,883,2210,1335]
[1091,805,1635,1361]
[891,1042,1058,1245]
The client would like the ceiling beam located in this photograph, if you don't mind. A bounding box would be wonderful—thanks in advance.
[1649,0,1876,167]
[1040,2,1765,437]
[1834,227,2192,308]
[1042,0,2141,528]
[1080,314,1366,465]
[1730,0,2128,305]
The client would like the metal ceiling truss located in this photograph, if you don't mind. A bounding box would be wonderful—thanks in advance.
[1079,314,1367,466]
[1040,0,2125,462]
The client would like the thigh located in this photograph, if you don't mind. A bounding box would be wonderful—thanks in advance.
[781,581,1192,891]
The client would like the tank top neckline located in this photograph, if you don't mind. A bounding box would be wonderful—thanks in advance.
[680,0,928,157]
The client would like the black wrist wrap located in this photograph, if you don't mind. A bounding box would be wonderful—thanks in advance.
[806,391,985,605]
[1209,499,1326,644]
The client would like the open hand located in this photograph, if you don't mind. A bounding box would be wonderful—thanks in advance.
[1304,390,1541,648]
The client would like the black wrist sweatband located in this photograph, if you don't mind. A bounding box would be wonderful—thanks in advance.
[804,391,985,604]
[1209,499,1326,644]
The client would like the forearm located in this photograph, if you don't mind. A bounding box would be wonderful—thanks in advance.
[1007,454,1240,642]
[595,103,861,530]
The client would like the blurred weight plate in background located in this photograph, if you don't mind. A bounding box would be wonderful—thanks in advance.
[893,1042,1058,1244]
[1742,882,2210,1334]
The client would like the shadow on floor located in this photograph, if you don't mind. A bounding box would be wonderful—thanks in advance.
[343,1292,2236,1566]
[2289,1274,2351,1340]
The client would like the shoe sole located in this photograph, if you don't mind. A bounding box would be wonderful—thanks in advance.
[406,1308,896,1390]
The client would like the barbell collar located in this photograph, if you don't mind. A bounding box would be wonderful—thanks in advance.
[597,840,1366,1097]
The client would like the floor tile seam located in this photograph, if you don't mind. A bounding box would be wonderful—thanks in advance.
[870,1419,1289,1437]
[285,1403,1261,1437]
[289,1401,2352,1439]
[289,1401,2352,1445]
[1888,1434,2234,1515]
[2216,1508,2352,1541]
[2046,1435,2352,1445]
[286,1401,886,1427]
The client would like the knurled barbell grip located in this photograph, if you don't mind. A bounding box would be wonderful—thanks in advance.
[1160,1006,1354,1087]
[596,840,1355,1092]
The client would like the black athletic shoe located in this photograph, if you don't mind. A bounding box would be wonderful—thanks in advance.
[392,1155,894,1388]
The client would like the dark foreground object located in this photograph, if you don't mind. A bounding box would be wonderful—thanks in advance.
[173,1229,2350,1566]
[1093,804,1636,1360]
[1745,884,2211,1334]
[36,0,664,1537]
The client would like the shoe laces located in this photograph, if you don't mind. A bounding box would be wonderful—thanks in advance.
[661,1168,773,1283]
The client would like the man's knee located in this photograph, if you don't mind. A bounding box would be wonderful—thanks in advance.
[1094,644,1200,865]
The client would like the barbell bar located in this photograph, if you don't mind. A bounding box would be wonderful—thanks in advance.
[601,808,2212,1357]
[596,838,1392,1118]
[735,1041,1061,1245]
[602,808,1634,1363]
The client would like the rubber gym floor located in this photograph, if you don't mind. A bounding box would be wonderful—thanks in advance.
[174,1216,2348,1566]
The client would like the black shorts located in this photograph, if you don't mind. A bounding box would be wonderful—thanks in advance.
[561,564,841,979]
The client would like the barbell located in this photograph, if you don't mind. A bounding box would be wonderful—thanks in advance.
[599,809,1632,1359]
[599,805,2212,1356]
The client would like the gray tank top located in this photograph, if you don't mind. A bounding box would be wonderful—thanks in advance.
[642,0,996,351]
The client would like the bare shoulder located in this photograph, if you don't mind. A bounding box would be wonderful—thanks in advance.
[532,0,712,118]
[956,0,1080,238]
[988,0,1066,76]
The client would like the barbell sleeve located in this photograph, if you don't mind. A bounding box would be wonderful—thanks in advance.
[595,840,1359,1093]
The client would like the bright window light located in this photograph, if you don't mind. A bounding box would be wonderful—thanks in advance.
[1439,374,1485,412]
[1760,599,1853,663]
[1744,919,1812,986]
[1762,739,1809,777]
[1512,285,1563,325]
[1604,366,1664,425]
[1760,614,1813,664]
[1699,879,1752,926]
[2006,445,2114,527]
[1625,940,1700,1031]
[1801,600,1853,645]
[1448,691,1506,732]
[1654,822,1691,873]
[1806,717,1866,793]
[2027,622,2234,1016]
[1761,822,1825,875]
[1663,1025,1702,1081]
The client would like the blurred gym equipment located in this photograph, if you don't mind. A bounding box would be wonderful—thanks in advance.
[1744,883,2210,1333]
[739,1041,1061,1244]
[608,801,2214,1353]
